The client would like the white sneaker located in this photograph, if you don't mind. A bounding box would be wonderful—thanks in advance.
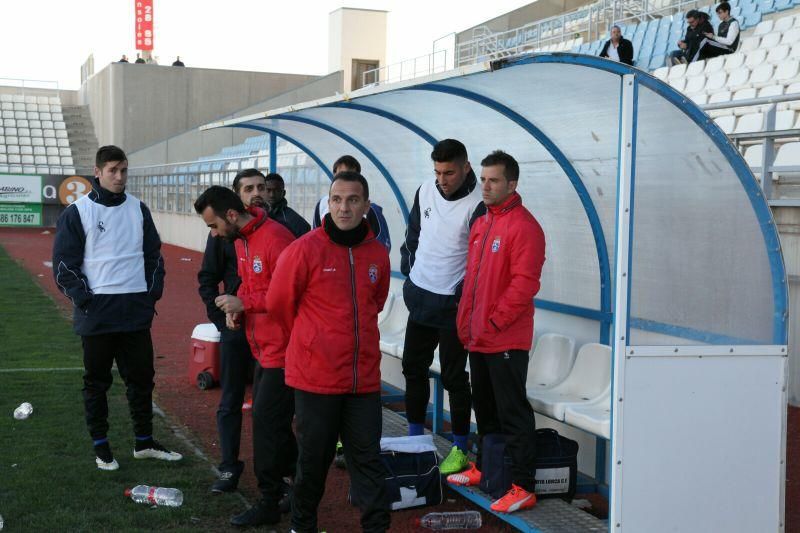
[133,439,183,461]
[96,456,120,471]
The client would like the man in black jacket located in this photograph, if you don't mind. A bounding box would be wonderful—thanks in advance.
[669,10,714,64]
[263,172,310,238]
[198,167,297,502]
[53,145,180,471]
[599,25,634,66]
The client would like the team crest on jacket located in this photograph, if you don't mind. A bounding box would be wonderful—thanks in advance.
[491,236,501,253]
[253,255,263,273]
[368,264,378,284]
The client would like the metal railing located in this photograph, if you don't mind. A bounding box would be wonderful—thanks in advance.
[0,77,60,94]
[127,150,329,220]
[362,50,449,88]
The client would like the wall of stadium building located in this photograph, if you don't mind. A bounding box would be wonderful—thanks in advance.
[79,62,322,155]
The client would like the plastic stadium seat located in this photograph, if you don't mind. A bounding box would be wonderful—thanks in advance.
[691,92,709,105]
[527,344,611,421]
[653,66,670,80]
[762,31,783,49]
[727,66,751,90]
[686,60,706,77]
[57,138,69,147]
[669,76,687,91]
[564,392,611,439]
[8,154,21,164]
[0,137,4,147]
[744,144,764,176]
[775,15,795,32]
[0,94,10,102]
[11,95,23,103]
[760,84,784,98]
[724,53,746,71]
[745,12,764,28]
[58,147,72,157]
[12,102,24,112]
[41,120,53,129]
[768,44,791,63]
[20,145,32,155]
[35,166,49,174]
[775,59,800,83]
[705,55,726,75]
[62,156,74,167]
[790,43,800,60]
[776,109,797,129]
[0,155,6,164]
[46,155,60,166]
[526,334,577,390]
[378,287,409,357]
[13,111,25,120]
[760,0,776,13]
[750,63,776,87]
[34,155,47,165]
[685,75,707,94]
[705,70,728,92]
[25,103,36,112]
[775,0,793,10]
[5,126,16,136]
[6,136,18,146]
[668,63,687,80]
[774,142,800,168]
[715,115,737,133]
[55,130,68,139]
[16,119,28,129]
[51,105,62,113]
[732,87,758,114]
[52,113,63,121]
[31,138,44,147]
[40,112,51,121]
[45,147,59,156]
[735,111,766,132]
[44,138,57,147]
[18,137,30,146]
[21,155,34,165]
[8,165,22,173]
[30,128,42,138]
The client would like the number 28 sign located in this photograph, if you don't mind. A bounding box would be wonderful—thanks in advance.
[135,0,154,51]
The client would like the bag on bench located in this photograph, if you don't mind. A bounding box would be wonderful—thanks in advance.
[479,429,579,501]
[349,435,443,511]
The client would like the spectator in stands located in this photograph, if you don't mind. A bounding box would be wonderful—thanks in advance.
[694,2,740,61]
[197,168,285,501]
[447,150,546,515]
[263,172,311,238]
[669,10,714,65]
[599,25,634,66]
[52,145,181,471]
[267,171,391,533]
[401,139,485,477]
[118,55,129,63]
[135,53,146,64]
[312,155,391,251]
[195,185,296,527]
[172,56,185,67]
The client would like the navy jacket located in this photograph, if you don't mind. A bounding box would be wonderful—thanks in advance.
[52,180,165,336]
[267,198,311,239]
[197,232,241,331]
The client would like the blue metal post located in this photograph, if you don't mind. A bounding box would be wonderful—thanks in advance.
[269,133,277,173]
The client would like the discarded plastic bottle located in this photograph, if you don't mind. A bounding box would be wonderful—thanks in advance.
[0,512,4,530]
[125,485,184,507]
[416,511,482,530]
[13,402,33,420]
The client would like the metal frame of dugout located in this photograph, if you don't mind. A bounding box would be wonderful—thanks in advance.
[202,54,790,533]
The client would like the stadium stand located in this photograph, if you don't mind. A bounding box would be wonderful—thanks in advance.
[0,91,77,174]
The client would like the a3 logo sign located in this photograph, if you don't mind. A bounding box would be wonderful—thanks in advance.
[57,176,92,205]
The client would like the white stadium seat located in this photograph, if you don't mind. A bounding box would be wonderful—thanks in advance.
[31,137,44,146]
[36,96,48,105]
[653,66,669,81]
[746,49,768,69]
[776,109,796,129]
[733,87,758,114]
[685,75,706,94]
[774,142,800,177]
[744,144,764,177]
[44,138,57,147]
[6,136,18,145]
[31,128,42,137]
[775,59,800,84]
[754,20,775,37]
[16,119,28,128]
[527,343,611,421]
[61,156,74,166]
[20,145,32,155]
[33,146,45,155]
[668,63,687,80]
[58,147,72,157]
[47,156,61,166]
[34,155,47,165]
[686,60,706,77]
[740,36,761,53]
[734,112,765,133]
[727,66,751,90]
[724,52,746,71]
[669,77,686,91]
[750,63,776,88]
[57,138,69,147]
[705,70,728,92]
[46,146,58,156]
[776,15,796,33]
[715,115,737,133]
[782,27,800,45]
[564,392,611,439]
[704,55,726,75]
[690,92,709,105]
[762,32,783,49]
[526,334,577,390]
[36,166,50,174]
[760,84,784,98]
[8,154,21,163]
[48,96,60,105]
[768,44,791,64]
[55,130,68,139]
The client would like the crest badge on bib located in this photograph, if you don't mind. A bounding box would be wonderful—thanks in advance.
[368,264,378,284]
[253,255,263,273]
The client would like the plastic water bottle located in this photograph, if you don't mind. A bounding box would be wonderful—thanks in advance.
[0,512,4,530]
[125,485,184,507]
[416,511,482,530]
[13,402,33,420]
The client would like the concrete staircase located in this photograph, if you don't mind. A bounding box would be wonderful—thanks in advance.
[61,105,98,172]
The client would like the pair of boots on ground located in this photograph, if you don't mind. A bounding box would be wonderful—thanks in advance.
[210,460,292,527]
[94,436,183,471]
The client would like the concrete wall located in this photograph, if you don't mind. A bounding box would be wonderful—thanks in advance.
[127,71,343,167]
[329,8,387,92]
[79,63,321,154]
[456,0,596,44]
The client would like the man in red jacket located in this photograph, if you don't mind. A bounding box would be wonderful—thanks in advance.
[449,151,546,514]
[267,171,391,533]
[193,185,296,527]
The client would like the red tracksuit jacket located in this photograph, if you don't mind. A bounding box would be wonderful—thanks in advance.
[234,207,295,368]
[457,192,546,353]
[266,222,390,394]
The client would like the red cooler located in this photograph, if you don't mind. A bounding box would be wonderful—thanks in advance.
[189,323,221,390]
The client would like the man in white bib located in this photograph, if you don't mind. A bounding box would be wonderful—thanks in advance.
[53,145,181,471]
[400,139,485,475]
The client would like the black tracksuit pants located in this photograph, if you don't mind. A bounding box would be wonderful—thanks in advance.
[216,328,252,474]
[81,329,155,440]
[470,349,537,492]
[401,319,472,436]
[292,390,390,533]
[252,364,297,504]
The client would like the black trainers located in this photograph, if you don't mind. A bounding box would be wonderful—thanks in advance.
[278,480,292,514]
[94,441,119,471]
[334,441,346,469]
[230,500,280,527]
[133,438,183,461]
[211,470,240,494]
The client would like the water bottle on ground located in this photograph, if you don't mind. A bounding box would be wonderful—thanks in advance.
[416,511,482,530]
[1,512,4,530]
[13,402,33,420]
[125,485,184,507]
